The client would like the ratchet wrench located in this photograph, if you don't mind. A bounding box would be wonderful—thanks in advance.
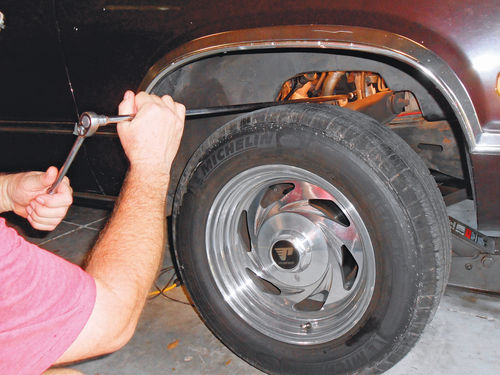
[47,112,134,194]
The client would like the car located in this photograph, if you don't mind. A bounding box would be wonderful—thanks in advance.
[1,1,499,374]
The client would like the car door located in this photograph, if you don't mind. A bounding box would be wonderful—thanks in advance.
[0,1,107,194]
[0,0,76,122]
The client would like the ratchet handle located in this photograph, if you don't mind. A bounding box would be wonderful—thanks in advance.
[107,114,135,123]
[47,136,85,194]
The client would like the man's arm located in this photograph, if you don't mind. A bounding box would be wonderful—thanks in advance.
[54,91,185,363]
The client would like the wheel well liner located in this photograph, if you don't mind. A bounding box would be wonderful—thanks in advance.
[150,50,448,120]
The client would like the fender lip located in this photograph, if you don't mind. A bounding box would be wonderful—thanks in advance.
[139,24,499,155]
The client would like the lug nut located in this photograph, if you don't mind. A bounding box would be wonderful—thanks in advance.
[300,322,312,331]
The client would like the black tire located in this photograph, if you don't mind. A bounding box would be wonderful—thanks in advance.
[173,104,451,374]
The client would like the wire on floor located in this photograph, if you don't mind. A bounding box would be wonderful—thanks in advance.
[148,283,178,297]
[148,266,192,306]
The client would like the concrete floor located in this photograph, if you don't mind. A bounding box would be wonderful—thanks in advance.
[3,201,500,375]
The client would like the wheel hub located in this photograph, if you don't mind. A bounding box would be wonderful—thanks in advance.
[271,240,299,270]
[256,213,327,286]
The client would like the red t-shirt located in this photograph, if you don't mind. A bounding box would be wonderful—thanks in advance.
[0,218,96,374]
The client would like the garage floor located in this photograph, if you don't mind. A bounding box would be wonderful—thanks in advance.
[3,200,499,375]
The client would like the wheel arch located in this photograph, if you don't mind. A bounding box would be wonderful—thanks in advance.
[140,25,479,215]
[140,25,482,153]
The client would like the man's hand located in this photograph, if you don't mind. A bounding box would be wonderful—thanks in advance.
[6,166,73,230]
[117,91,185,175]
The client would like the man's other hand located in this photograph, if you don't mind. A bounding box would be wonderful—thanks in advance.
[7,166,73,230]
[117,91,185,175]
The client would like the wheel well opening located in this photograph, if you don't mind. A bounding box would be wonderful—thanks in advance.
[150,48,472,213]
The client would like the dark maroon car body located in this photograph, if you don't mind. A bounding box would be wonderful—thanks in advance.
[1,0,499,230]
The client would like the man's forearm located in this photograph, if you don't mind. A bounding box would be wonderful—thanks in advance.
[85,166,170,325]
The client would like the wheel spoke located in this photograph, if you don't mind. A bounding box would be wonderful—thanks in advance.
[253,183,296,232]
[293,269,331,311]
[309,199,350,227]
[245,195,262,247]
[238,210,252,252]
[242,247,265,274]
[281,180,336,203]
[323,260,351,306]
[260,183,295,208]
[253,271,307,297]
[319,217,364,269]
[319,217,357,249]
[245,268,281,295]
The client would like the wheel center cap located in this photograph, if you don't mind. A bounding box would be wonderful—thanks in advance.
[271,240,299,270]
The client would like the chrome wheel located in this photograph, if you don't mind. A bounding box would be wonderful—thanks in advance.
[206,164,376,345]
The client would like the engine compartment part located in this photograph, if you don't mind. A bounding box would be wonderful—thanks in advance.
[388,117,464,180]
[277,70,411,124]
[277,70,464,181]
[276,71,393,106]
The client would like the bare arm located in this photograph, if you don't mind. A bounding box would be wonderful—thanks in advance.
[55,91,185,363]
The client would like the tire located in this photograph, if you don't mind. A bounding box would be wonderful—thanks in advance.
[173,104,451,374]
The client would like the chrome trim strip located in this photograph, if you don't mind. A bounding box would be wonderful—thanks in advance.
[0,122,117,136]
[141,25,499,154]
[73,191,116,202]
[103,5,180,11]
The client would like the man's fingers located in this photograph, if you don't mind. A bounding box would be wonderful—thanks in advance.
[162,96,184,124]
[174,103,186,120]
[26,206,64,225]
[27,215,58,231]
[118,90,136,116]
[130,92,177,115]
[33,178,73,209]
[54,177,73,197]
[117,90,185,171]
[134,91,154,109]
[161,95,175,108]
[149,94,164,106]
[34,191,73,209]
[25,192,71,231]
[28,202,69,220]
[39,166,58,187]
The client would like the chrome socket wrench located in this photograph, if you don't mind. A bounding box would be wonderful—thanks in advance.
[47,112,133,194]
